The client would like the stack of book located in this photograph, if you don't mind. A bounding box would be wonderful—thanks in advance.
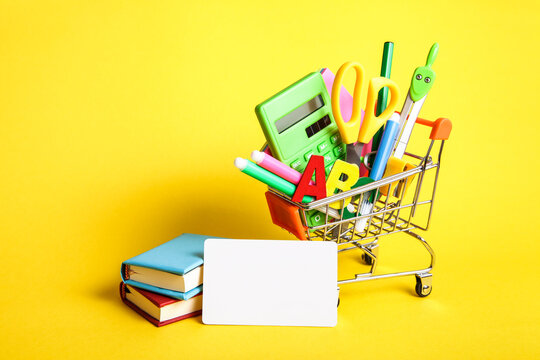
[120,233,210,326]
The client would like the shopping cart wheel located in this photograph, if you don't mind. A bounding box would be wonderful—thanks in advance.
[415,274,432,297]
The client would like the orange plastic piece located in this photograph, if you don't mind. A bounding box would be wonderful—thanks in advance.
[291,155,327,203]
[265,191,307,240]
[415,117,452,140]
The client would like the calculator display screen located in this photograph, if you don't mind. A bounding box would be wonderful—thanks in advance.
[305,115,331,138]
[274,95,324,134]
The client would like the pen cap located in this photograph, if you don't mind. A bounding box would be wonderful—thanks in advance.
[234,157,248,170]
[251,150,265,164]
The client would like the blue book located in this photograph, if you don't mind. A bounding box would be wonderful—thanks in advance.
[121,233,218,300]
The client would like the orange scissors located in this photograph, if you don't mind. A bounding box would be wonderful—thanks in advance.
[331,62,400,167]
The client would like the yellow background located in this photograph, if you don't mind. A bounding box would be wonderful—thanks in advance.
[1,1,538,359]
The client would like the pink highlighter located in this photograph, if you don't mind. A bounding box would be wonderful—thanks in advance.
[251,151,314,185]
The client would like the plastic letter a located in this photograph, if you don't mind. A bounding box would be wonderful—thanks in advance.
[292,155,327,203]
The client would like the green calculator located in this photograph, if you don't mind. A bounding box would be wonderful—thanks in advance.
[255,72,346,227]
[255,72,346,175]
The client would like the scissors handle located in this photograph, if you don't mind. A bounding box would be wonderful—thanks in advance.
[331,61,365,145]
[357,76,400,144]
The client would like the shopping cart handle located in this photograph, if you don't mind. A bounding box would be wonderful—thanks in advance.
[415,117,452,141]
[391,108,452,141]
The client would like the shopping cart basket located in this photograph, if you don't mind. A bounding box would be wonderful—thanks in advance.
[265,116,452,297]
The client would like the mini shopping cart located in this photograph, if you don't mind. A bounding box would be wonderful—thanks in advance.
[265,116,452,298]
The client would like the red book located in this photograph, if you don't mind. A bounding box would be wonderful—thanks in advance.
[119,282,202,327]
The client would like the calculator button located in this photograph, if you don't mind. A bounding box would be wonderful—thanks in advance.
[325,165,332,175]
[333,145,344,157]
[304,151,314,161]
[317,141,329,153]
[290,159,302,170]
[323,152,332,164]
[309,212,324,225]
[330,134,341,144]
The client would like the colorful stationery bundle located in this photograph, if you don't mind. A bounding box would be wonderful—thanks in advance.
[119,42,453,327]
[119,233,211,326]
[235,42,451,241]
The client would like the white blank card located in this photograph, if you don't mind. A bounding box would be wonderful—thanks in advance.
[202,239,337,327]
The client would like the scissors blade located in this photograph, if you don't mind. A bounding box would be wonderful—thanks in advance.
[345,143,364,168]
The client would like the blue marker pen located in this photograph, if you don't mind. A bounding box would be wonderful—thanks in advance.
[370,113,400,181]
[354,113,401,231]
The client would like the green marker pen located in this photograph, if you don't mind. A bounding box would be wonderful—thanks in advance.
[372,41,394,152]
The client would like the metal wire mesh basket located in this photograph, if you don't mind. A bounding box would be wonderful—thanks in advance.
[266,116,452,297]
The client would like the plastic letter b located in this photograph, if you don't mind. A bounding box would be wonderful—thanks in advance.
[326,160,359,208]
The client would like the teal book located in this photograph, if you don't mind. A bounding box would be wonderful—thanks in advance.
[121,233,218,300]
